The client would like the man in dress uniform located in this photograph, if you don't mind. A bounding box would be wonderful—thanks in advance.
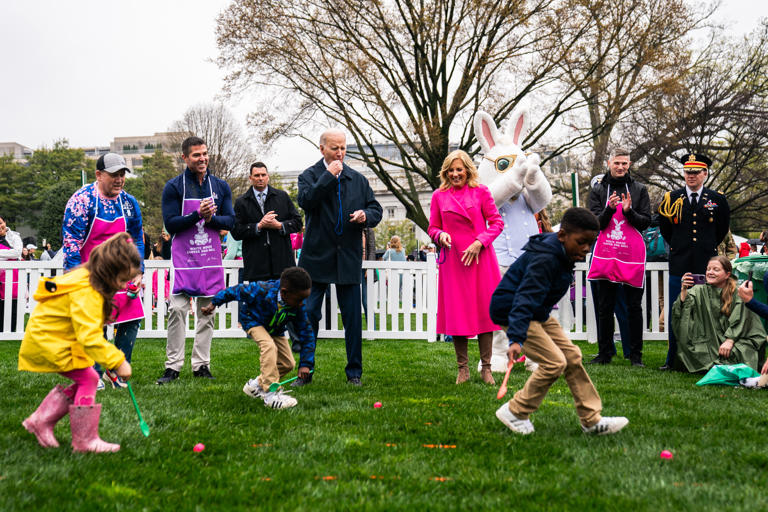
[657,153,730,370]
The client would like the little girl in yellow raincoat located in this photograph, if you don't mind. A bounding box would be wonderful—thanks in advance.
[18,232,141,453]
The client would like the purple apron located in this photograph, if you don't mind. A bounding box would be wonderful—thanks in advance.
[0,240,19,300]
[587,185,646,288]
[171,178,224,297]
[80,191,145,324]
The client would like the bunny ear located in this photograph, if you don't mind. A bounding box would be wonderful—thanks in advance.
[506,106,529,146]
[473,111,500,154]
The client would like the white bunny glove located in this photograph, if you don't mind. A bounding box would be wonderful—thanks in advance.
[520,153,552,214]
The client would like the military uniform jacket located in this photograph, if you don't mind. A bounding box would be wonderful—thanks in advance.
[297,159,382,284]
[658,187,730,276]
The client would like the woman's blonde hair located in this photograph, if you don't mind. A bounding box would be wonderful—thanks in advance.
[439,150,479,190]
[85,232,142,325]
[709,255,737,317]
[389,235,402,251]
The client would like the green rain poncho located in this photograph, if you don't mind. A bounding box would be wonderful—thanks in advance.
[672,284,766,373]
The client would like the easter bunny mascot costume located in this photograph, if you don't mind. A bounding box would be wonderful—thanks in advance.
[474,107,552,373]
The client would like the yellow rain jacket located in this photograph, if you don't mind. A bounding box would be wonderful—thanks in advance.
[18,267,125,373]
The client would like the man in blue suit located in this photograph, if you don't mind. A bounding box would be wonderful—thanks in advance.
[296,129,382,386]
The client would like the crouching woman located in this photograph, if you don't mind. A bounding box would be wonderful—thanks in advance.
[672,255,766,373]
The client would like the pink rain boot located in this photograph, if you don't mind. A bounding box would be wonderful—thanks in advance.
[22,385,72,448]
[69,403,120,453]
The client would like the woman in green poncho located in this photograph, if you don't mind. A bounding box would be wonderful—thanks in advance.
[672,255,766,373]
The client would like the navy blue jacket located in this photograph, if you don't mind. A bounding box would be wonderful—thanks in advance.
[490,233,575,346]
[211,279,315,370]
[161,168,235,235]
[297,159,382,284]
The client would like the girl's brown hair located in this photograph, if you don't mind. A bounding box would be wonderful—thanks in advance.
[84,232,142,325]
[709,255,737,316]
[389,235,402,251]
[536,208,553,233]
[438,150,479,191]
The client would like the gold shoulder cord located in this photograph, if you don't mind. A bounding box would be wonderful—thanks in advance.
[658,191,683,224]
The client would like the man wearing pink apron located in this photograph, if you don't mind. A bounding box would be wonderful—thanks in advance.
[0,216,23,332]
[157,136,234,384]
[586,148,651,366]
[62,153,145,388]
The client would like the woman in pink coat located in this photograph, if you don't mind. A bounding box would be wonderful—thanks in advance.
[428,150,504,385]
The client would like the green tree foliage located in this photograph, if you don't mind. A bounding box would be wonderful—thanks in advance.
[135,149,181,238]
[0,156,35,225]
[20,141,94,247]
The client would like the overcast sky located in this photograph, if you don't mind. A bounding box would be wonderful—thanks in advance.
[1,0,765,172]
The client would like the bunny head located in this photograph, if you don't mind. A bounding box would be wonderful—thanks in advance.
[474,106,529,192]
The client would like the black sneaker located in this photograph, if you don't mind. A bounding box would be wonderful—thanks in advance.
[193,365,214,379]
[156,368,180,385]
[631,360,646,368]
[290,374,312,387]
[347,377,362,386]
[588,356,611,365]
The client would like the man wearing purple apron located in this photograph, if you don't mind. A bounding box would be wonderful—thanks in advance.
[157,136,234,384]
[586,147,651,366]
[0,216,23,332]
[62,153,145,388]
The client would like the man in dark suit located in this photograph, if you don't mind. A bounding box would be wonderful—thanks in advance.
[231,162,303,282]
[658,153,730,370]
[296,129,383,386]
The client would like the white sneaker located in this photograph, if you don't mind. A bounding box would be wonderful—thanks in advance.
[243,377,265,399]
[263,388,298,409]
[96,379,105,391]
[495,403,534,435]
[582,416,629,435]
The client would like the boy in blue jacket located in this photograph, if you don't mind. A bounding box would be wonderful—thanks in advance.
[490,207,629,435]
[202,267,314,409]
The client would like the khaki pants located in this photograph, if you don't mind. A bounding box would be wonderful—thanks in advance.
[247,326,295,392]
[506,316,602,427]
[165,293,214,372]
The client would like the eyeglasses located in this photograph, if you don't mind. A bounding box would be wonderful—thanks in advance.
[483,152,531,173]
[483,154,518,173]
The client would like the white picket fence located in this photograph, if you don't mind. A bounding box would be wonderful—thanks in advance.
[0,258,670,343]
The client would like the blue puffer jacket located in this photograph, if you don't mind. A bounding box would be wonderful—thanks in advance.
[211,279,315,370]
[490,232,575,346]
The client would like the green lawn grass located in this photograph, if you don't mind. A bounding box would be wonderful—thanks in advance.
[2,337,768,511]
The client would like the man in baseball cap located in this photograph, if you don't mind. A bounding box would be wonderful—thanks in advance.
[62,152,144,390]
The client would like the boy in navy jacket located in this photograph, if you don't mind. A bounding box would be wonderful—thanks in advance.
[490,207,629,435]
[202,267,314,409]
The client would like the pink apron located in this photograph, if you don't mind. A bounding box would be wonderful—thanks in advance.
[171,178,224,297]
[0,240,19,300]
[587,185,646,288]
[80,191,145,324]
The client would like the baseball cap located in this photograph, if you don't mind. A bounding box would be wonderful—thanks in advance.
[26,243,37,250]
[96,153,130,174]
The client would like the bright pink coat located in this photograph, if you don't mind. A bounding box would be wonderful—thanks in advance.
[428,184,503,336]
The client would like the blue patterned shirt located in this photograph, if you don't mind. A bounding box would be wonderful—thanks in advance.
[62,183,144,272]
[211,279,315,370]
